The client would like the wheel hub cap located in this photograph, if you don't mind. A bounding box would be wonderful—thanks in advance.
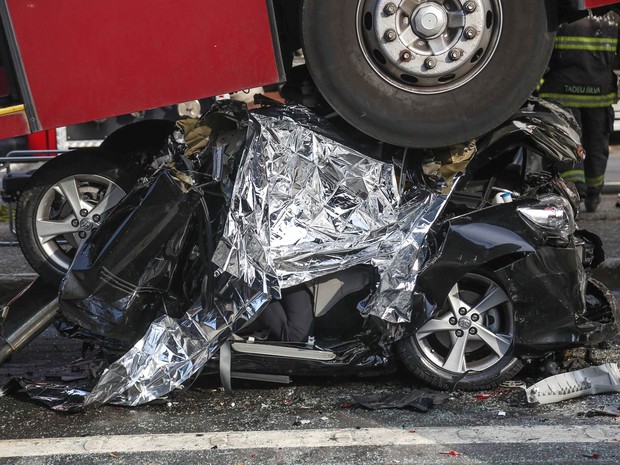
[458,317,472,330]
[357,0,503,94]
[412,3,447,39]
[79,218,94,231]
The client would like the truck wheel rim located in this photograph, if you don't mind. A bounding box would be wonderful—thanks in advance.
[415,273,514,374]
[357,0,503,94]
[34,174,126,271]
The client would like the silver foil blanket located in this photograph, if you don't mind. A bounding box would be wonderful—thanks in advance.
[86,107,449,406]
[86,288,270,406]
[85,315,217,406]
[212,111,448,323]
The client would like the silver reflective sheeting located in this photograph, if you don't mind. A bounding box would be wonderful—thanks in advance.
[87,108,449,406]
[86,290,270,406]
[85,315,216,406]
[212,112,448,322]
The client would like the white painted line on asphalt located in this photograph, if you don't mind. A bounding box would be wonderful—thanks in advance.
[0,425,619,458]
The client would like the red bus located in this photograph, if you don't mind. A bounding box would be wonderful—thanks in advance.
[0,0,618,148]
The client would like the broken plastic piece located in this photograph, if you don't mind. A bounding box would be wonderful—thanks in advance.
[525,363,620,405]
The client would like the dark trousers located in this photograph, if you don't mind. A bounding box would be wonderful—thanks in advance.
[562,106,614,198]
[258,285,314,342]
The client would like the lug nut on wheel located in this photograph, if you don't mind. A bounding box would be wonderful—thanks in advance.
[80,209,89,217]
[471,313,480,322]
[400,50,413,62]
[424,57,437,69]
[93,214,101,222]
[449,49,461,61]
[459,307,467,316]
[449,317,457,325]
[384,29,397,42]
[464,1,477,13]
[469,327,477,335]
[455,329,464,337]
[464,27,477,39]
[71,219,79,227]
[78,231,87,239]
[383,2,397,16]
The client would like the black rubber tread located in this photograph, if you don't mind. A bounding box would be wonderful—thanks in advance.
[16,153,137,286]
[302,0,556,148]
[396,336,524,391]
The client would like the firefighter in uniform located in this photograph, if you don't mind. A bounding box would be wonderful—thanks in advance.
[539,12,619,212]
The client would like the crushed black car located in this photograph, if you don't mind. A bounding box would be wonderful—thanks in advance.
[1,98,618,407]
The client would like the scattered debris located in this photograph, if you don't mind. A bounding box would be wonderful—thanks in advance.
[353,390,449,412]
[292,418,311,426]
[475,392,494,401]
[525,363,620,405]
[587,405,620,417]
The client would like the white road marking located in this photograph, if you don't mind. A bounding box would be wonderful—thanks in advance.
[0,425,619,457]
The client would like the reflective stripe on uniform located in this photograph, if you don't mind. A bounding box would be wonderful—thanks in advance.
[561,169,586,184]
[586,174,605,189]
[555,36,618,51]
[538,92,617,108]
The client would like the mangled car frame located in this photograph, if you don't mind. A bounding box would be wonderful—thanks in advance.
[1,98,618,408]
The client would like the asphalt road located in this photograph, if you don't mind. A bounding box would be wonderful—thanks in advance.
[0,319,619,465]
[1,162,620,464]
[1,326,619,464]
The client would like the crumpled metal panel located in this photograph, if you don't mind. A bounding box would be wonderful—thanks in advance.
[473,98,583,169]
[212,109,448,323]
[59,170,201,343]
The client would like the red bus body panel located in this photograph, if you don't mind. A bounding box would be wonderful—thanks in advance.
[0,0,282,139]
[582,0,620,7]
[0,109,28,139]
[1,0,619,141]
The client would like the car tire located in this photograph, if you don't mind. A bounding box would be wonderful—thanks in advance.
[397,272,523,390]
[302,0,556,148]
[16,152,136,286]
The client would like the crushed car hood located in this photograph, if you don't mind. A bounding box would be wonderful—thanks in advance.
[473,98,583,168]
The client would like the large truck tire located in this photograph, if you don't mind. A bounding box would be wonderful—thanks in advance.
[302,0,556,148]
